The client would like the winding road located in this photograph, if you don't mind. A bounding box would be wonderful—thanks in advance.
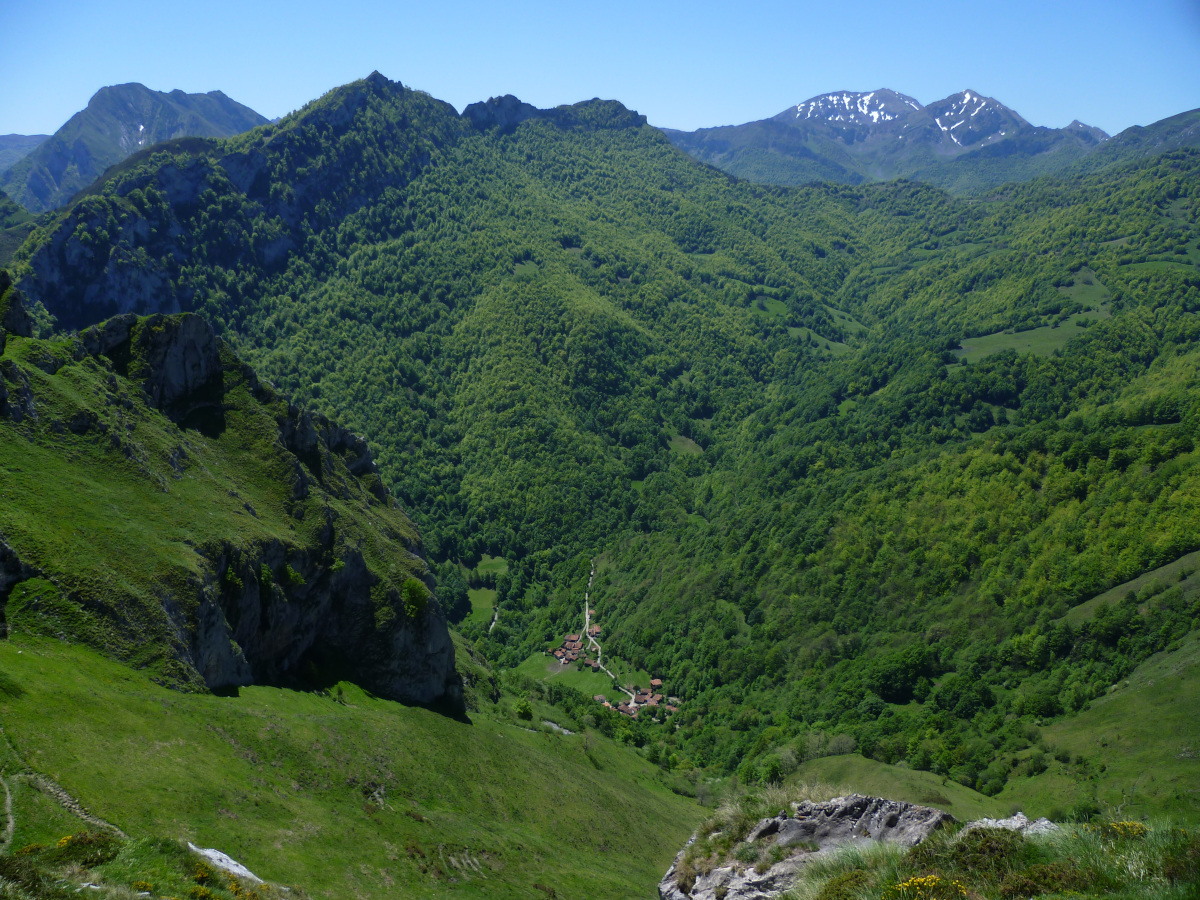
[581,560,635,703]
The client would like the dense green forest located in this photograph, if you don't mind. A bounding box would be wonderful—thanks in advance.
[10,73,1200,808]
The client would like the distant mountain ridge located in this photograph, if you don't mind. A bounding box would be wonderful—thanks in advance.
[0,134,50,174]
[663,88,1137,192]
[0,83,268,212]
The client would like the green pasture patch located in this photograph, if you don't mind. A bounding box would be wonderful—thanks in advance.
[751,295,788,318]
[954,309,1109,363]
[0,634,703,899]
[823,304,868,334]
[837,399,858,417]
[1058,267,1112,309]
[1064,547,1200,626]
[669,433,703,455]
[997,632,1200,824]
[464,587,498,627]
[513,653,616,698]
[789,755,1004,822]
[1123,259,1195,273]
[7,776,87,851]
[476,554,509,578]
[512,261,539,280]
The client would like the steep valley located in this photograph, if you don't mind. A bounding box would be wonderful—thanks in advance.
[2,70,1200,898]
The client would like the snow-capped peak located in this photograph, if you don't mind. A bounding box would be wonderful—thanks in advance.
[790,89,922,126]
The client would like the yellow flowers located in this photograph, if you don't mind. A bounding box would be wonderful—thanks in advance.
[56,834,74,848]
[1089,820,1149,840]
[883,874,968,900]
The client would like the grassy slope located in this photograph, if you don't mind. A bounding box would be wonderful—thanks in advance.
[0,325,425,683]
[995,631,1200,824]
[790,630,1200,828]
[0,633,703,899]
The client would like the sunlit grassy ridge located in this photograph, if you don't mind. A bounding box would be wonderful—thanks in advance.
[0,634,702,899]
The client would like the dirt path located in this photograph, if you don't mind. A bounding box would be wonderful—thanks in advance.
[0,726,126,841]
[0,775,13,853]
[23,773,127,838]
[582,560,634,703]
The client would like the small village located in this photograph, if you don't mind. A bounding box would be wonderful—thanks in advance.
[552,625,679,719]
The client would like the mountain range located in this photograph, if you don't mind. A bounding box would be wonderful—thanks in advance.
[664,88,1198,192]
[0,82,267,212]
[2,71,1200,897]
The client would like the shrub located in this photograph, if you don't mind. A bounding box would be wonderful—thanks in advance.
[733,843,758,864]
[192,860,216,885]
[1092,820,1148,840]
[906,827,1032,881]
[674,857,697,894]
[402,577,429,617]
[815,869,873,900]
[0,856,53,896]
[1162,832,1200,883]
[42,831,123,867]
[998,862,1085,899]
[881,874,966,900]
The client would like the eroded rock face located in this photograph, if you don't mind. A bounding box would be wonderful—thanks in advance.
[660,795,955,900]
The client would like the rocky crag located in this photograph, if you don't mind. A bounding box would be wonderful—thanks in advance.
[0,277,461,710]
[660,794,955,900]
[659,794,1065,900]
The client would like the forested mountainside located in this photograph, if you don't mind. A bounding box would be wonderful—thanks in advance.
[9,72,1200,808]
[0,273,460,708]
[664,89,1199,194]
[0,82,267,212]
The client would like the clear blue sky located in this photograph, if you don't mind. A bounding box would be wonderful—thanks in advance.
[2,0,1198,137]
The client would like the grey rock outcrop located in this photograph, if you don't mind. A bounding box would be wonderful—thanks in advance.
[660,794,954,900]
[962,811,1059,836]
[463,95,544,134]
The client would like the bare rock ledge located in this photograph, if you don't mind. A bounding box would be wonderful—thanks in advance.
[659,794,954,900]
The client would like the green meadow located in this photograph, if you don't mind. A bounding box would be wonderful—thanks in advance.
[0,633,703,899]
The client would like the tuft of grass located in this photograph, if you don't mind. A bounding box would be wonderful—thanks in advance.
[785,820,1200,900]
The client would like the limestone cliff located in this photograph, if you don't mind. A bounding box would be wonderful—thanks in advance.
[0,283,461,710]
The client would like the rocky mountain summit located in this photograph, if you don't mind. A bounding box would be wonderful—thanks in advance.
[0,82,267,212]
[664,87,1114,192]
[0,278,461,709]
[773,88,1041,153]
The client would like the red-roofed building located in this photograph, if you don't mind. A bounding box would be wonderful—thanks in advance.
[650,678,663,689]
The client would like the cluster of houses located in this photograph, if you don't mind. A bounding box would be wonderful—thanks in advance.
[593,678,679,719]
[551,627,602,670]
[551,626,680,720]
